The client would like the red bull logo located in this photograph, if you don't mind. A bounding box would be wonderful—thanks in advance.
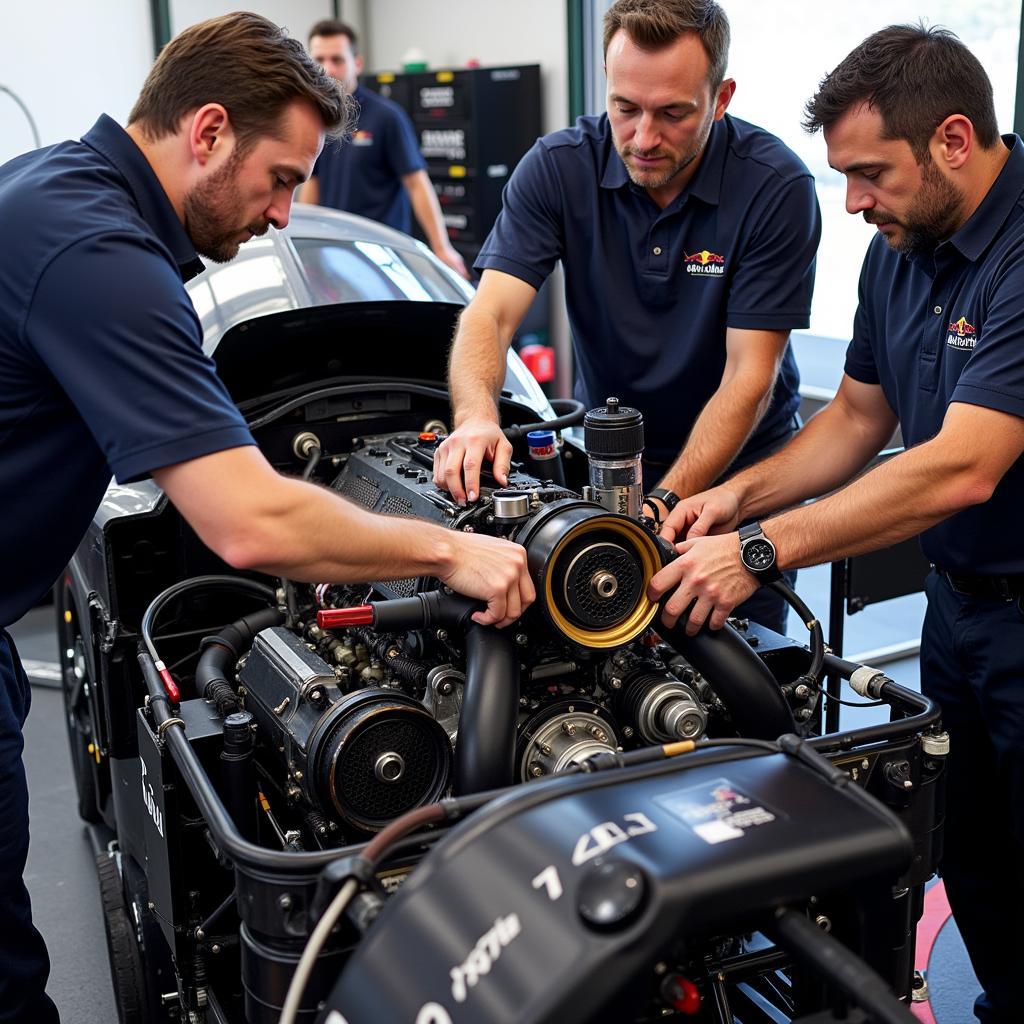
[946,315,978,351]
[684,248,726,276]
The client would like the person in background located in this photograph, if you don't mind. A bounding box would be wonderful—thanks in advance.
[433,0,821,634]
[0,14,531,1021]
[650,24,1024,1022]
[299,19,468,279]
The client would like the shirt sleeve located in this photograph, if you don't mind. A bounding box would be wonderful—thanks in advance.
[951,251,1024,419]
[474,140,564,290]
[843,256,881,385]
[384,105,427,179]
[25,232,255,483]
[725,174,821,331]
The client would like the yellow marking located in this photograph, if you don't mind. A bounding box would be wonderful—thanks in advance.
[258,791,271,813]
[436,70,454,82]
[377,72,395,83]
[64,610,72,623]
[448,165,467,178]
[662,741,697,757]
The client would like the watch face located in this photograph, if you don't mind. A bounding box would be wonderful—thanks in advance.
[743,539,775,571]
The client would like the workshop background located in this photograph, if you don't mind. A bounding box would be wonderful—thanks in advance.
[2,2,1022,1022]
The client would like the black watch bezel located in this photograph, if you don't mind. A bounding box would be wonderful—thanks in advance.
[646,487,681,512]
[738,522,781,582]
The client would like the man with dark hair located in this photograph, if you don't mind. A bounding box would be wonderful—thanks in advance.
[650,24,1023,1021]
[298,20,468,279]
[433,0,821,634]
[0,13,533,1021]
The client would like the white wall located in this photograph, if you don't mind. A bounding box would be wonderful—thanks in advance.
[0,5,152,164]
[364,0,569,133]
[170,1,331,41]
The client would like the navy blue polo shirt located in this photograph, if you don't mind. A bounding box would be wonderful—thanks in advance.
[846,136,1024,575]
[476,112,821,466]
[312,84,426,233]
[0,115,254,626]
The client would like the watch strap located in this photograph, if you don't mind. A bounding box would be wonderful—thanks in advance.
[646,487,681,512]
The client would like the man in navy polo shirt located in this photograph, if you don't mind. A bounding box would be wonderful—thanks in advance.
[0,14,533,1022]
[433,0,820,633]
[299,19,468,280]
[651,25,1024,1021]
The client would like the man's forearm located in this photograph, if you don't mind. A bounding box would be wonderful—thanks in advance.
[225,474,459,582]
[406,171,449,252]
[658,376,771,498]
[727,398,893,520]
[448,306,509,426]
[766,436,990,570]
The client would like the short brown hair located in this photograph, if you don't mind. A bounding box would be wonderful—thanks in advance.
[603,0,730,88]
[129,12,350,148]
[804,24,1000,160]
[309,18,358,54]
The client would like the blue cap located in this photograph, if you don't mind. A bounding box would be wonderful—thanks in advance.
[527,430,556,448]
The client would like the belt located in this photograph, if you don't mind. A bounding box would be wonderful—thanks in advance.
[937,568,1024,600]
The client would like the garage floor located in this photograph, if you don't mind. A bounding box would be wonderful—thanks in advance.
[9,566,980,1023]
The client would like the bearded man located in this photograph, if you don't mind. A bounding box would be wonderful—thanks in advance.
[0,14,536,1021]
[433,0,821,633]
[649,24,1024,1022]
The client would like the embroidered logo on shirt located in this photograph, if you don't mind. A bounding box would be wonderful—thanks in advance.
[683,249,726,276]
[352,130,374,147]
[946,316,977,350]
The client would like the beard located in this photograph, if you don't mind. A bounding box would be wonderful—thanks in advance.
[183,149,270,263]
[864,157,965,255]
[616,110,714,191]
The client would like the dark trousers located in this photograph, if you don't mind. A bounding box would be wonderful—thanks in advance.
[0,631,59,1024]
[920,572,1024,1023]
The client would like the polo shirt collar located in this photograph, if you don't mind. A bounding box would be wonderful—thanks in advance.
[82,114,205,282]
[599,112,727,207]
[947,134,1024,263]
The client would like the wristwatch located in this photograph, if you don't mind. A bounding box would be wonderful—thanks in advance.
[645,487,680,512]
[738,522,781,583]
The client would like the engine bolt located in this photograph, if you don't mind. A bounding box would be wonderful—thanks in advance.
[278,894,292,911]
[515,634,528,646]
[609,677,623,690]
[438,681,453,696]
[796,707,812,721]
[815,915,832,932]
[539,743,552,756]
[529,762,545,777]
[436,629,448,642]
[519,696,529,706]
[862,758,870,770]
[211,944,221,955]
[562,721,577,737]
[194,928,205,941]
[794,684,811,699]
[589,726,608,743]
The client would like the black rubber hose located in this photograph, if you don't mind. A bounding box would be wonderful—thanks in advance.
[196,607,285,715]
[453,626,520,794]
[502,398,586,440]
[659,618,796,739]
[769,908,918,1024]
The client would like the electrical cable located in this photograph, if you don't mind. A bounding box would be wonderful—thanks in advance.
[278,878,359,1024]
[0,84,41,149]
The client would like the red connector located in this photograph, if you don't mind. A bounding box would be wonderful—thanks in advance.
[317,605,375,629]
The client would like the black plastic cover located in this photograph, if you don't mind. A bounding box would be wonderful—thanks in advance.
[323,750,912,1024]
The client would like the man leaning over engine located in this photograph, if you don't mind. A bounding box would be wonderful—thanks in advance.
[649,25,1024,1023]
[0,14,533,1023]
[434,0,821,635]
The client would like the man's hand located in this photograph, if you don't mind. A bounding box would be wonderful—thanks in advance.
[434,243,470,281]
[433,417,511,504]
[647,532,757,635]
[439,532,535,628]
[660,486,741,544]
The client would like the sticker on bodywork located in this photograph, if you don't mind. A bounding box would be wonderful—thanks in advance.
[655,777,783,844]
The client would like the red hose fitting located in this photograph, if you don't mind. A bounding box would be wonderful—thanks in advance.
[317,605,375,629]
